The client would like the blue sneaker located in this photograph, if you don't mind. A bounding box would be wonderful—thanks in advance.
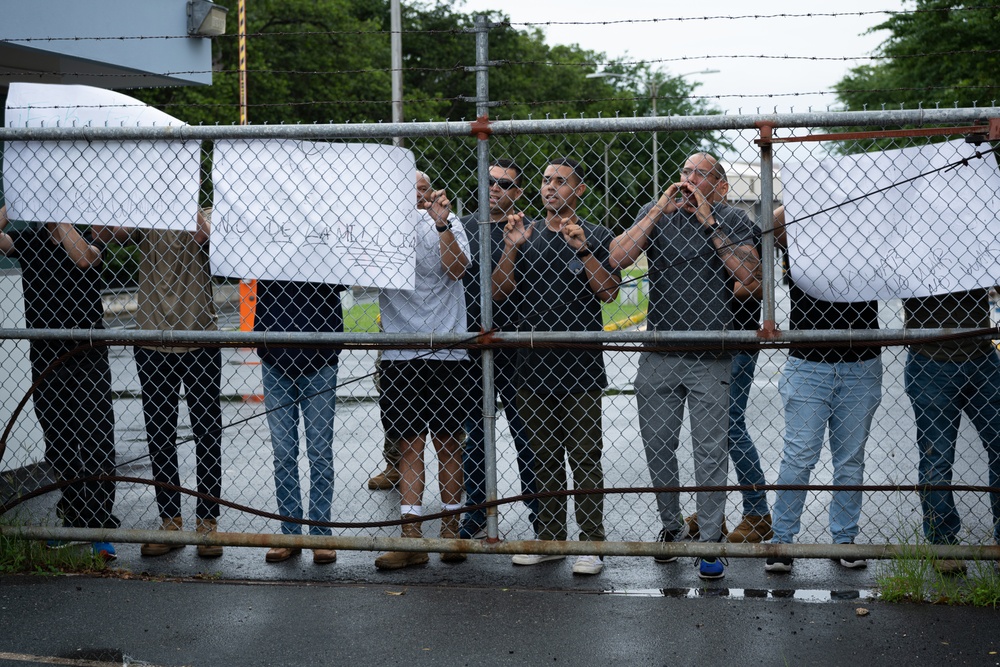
[45,539,84,550]
[92,542,117,561]
[696,557,726,580]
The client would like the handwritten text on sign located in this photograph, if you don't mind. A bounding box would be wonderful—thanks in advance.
[3,82,198,230]
[783,139,1000,302]
[211,140,417,289]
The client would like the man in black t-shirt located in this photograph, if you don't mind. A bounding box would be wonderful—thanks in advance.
[0,205,118,560]
[764,206,882,575]
[459,159,539,539]
[492,158,620,576]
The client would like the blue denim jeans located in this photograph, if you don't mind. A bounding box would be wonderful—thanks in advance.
[729,351,769,516]
[904,351,1000,545]
[262,363,338,536]
[772,356,882,544]
[463,349,539,532]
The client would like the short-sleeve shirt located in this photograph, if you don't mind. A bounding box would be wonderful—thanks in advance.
[511,218,616,394]
[643,203,758,346]
[6,227,105,331]
[380,209,471,362]
[133,228,216,354]
[255,280,344,377]
[904,289,995,362]
[787,280,880,364]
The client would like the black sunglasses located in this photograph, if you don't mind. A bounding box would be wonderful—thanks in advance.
[489,177,518,190]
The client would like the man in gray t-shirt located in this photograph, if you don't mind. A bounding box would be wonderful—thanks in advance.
[610,153,760,581]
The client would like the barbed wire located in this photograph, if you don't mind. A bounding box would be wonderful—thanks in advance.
[3,5,995,44]
[504,5,1000,27]
[9,45,999,83]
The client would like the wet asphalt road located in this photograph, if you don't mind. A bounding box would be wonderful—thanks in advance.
[1,567,999,667]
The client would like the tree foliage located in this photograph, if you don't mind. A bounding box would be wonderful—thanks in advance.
[127,0,722,230]
[835,1,1000,112]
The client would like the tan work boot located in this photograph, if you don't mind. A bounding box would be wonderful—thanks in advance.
[727,514,774,543]
[684,513,729,541]
[439,514,467,563]
[141,517,184,557]
[196,518,224,558]
[375,515,430,570]
[367,464,401,490]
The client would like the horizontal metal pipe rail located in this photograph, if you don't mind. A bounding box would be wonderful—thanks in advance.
[4,526,998,561]
[0,328,995,347]
[1,107,997,141]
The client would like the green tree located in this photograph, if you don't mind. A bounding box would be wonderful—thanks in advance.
[126,1,721,231]
[835,1,1000,113]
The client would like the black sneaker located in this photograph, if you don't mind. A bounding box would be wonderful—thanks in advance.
[654,528,679,563]
[764,556,793,573]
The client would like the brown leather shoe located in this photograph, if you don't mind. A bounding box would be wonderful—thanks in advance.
[313,549,337,565]
[439,514,466,563]
[727,514,773,543]
[375,515,430,570]
[141,517,184,557]
[367,465,401,490]
[683,513,728,541]
[196,518,224,558]
[265,547,302,563]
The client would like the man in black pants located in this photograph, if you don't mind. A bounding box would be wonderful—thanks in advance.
[0,205,118,560]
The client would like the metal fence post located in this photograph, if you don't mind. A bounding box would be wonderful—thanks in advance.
[757,123,777,332]
[472,14,500,541]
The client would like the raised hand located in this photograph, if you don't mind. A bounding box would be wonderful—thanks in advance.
[503,212,534,247]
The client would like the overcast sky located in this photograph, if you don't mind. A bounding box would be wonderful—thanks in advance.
[457,0,896,116]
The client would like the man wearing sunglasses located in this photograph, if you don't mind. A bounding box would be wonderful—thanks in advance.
[458,159,540,540]
[609,153,760,580]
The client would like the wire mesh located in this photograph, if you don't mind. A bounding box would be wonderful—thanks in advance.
[1,106,999,565]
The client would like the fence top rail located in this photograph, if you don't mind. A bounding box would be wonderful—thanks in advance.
[0,328,994,347]
[1,107,998,141]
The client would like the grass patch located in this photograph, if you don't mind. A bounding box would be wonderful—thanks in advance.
[343,302,381,333]
[343,271,648,333]
[0,523,108,575]
[875,541,1000,607]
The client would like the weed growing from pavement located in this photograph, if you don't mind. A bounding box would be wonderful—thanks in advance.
[0,519,107,575]
[875,536,1000,607]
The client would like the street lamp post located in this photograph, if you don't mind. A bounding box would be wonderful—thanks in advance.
[588,69,718,197]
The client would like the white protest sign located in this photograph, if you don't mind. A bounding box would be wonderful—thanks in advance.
[3,83,199,230]
[783,139,1000,302]
[211,140,416,289]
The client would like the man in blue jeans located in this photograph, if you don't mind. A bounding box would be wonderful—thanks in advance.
[765,207,882,574]
[459,158,538,539]
[903,288,1000,574]
[256,280,344,566]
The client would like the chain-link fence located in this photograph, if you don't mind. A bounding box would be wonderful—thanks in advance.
[2,47,999,566]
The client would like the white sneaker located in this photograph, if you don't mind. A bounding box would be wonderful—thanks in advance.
[572,555,604,575]
[511,553,566,566]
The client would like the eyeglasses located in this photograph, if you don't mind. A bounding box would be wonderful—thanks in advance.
[680,168,717,180]
[489,177,518,190]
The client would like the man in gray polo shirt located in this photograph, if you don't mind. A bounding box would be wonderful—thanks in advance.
[609,153,760,580]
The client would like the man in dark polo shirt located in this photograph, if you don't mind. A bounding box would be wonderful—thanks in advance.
[459,158,539,539]
[609,153,760,581]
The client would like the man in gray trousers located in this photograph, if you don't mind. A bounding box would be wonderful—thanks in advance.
[609,153,760,580]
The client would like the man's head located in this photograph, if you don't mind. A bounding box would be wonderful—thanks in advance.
[541,157,586,217]
[488,159,523,219]
[679,153,729,207]
[416,170,433,207]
